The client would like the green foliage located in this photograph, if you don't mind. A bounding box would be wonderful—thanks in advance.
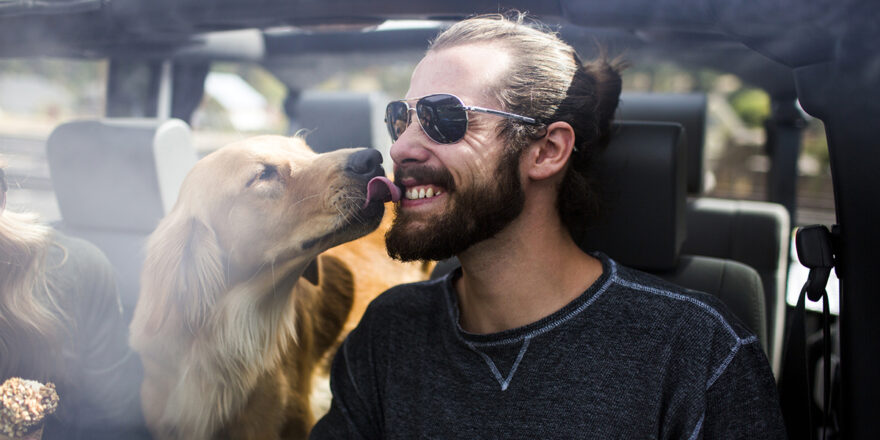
[729,88,771,128]
[803,118,830,166]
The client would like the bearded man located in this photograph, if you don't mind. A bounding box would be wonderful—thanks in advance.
[311,13,786,439]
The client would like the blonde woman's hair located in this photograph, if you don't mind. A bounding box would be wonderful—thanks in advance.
[0,170,71,379]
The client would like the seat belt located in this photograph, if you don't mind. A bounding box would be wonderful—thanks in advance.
[791,224,838,440]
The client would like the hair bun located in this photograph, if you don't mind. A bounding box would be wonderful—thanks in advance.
[584,57,625,148]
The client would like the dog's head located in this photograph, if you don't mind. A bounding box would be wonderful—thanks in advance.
[134,135,399,333]
[179,136,394,268]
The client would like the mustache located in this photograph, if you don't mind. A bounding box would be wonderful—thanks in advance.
[393,165,456,191]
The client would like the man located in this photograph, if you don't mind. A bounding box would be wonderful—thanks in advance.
[311,13,786,439]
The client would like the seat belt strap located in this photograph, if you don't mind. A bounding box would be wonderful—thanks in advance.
[794,224,837,440]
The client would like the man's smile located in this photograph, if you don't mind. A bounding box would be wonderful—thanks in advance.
[404,184,444,200]
[399,183,448,209]
[394,165,456,208]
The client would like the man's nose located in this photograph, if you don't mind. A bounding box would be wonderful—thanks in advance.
[390,125,432,166]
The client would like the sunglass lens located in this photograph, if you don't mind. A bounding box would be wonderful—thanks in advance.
[385,101,410,141]
[417,94,467,144]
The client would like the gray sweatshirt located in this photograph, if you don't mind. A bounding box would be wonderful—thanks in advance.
[311,253,786,439]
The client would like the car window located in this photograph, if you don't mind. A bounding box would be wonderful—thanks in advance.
[0,58,107,223]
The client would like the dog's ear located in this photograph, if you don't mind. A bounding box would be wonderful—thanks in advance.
[302,258,320,285]
[307,254,355,366]
[138,215,225,333]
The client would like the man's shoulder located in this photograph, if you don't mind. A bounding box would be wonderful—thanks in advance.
[365,276,450,319]
[344,276,450,350]
[601,260,769,386]
[607,260,755,342]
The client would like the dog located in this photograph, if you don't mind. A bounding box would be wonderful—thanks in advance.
[129,135,405,440]
[307,213,435,418]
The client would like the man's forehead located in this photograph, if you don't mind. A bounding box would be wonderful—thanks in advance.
[407,43,511,104]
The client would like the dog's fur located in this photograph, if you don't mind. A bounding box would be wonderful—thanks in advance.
[306,215,434,418]
[129,136,402,439]
[325,213,435,336]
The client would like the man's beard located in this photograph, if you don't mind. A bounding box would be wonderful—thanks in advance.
[386,149,525,262]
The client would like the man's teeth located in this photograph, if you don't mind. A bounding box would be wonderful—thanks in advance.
[405,187,443,200]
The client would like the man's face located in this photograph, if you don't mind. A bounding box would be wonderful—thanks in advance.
[385,44,526,261]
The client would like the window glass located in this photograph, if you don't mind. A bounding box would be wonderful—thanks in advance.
[0,58,107,223]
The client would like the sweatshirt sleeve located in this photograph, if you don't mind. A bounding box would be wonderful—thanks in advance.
[310,305,383,440]
[699,339,787,439]
[61,235,149,438]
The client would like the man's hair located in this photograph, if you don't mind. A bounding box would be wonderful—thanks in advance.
[429,13,624,240]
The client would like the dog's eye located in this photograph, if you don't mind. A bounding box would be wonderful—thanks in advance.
[258,165,278,181]
[247,165,280,187]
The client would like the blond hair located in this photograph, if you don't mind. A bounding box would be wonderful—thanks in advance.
[0,180,71,379]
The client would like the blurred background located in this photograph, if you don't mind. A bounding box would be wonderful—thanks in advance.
[0,56,834,227]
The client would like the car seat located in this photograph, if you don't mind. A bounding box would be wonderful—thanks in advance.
[287,90,392,166]
[617,92,789,376]
[46,118,197,322]
[618,92,707,194]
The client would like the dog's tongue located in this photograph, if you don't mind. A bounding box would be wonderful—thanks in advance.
[364,176,401,208]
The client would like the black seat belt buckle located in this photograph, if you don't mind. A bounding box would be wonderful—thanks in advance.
[796,225,835,302]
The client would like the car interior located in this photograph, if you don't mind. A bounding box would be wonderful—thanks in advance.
[618,92,791,376]
[1,1,877,439]
[45,118,198,323]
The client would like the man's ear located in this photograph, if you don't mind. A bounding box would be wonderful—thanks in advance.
[524,121,576,181]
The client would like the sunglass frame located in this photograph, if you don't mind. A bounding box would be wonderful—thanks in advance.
[385,93,538,144]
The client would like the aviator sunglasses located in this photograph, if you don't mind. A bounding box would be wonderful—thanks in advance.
[385,93,539,144]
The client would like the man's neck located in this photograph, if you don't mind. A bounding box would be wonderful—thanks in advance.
[453,213,603,335]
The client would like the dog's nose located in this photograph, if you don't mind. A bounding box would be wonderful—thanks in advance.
[346,149,383,177]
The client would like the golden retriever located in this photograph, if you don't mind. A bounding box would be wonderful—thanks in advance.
[129,135,410,440]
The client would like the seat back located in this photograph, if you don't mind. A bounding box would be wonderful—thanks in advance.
[289,90,392,166]
[617,92,788,375]
[46,118,197,321]
[683,197,789,374]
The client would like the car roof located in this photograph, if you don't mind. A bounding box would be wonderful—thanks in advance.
[0,0,874,97]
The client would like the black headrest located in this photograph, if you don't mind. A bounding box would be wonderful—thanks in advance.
[578,121,687,271]
[617,92,707,194]
[289,90,393,168]
[291,91,374,151]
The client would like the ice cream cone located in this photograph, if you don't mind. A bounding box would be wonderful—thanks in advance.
[0,378,58,440]
[0,424,42,440]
